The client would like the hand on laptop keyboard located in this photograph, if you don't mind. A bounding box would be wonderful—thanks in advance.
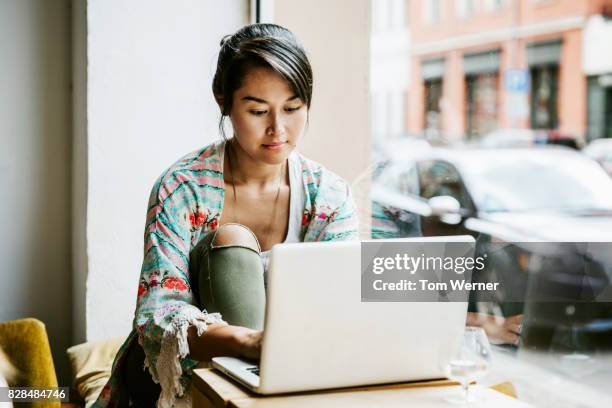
[237,328,263,360]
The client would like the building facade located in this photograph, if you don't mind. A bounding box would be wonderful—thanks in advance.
[407,0,612,142]
[371,0,411,142]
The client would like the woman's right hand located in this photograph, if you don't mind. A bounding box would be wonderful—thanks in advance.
[188,324,263,361]
[233,326,263,360]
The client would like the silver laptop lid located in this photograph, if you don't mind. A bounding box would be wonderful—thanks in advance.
[258,237,472,394]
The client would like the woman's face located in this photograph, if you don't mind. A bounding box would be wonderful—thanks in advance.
[228,66,308,165]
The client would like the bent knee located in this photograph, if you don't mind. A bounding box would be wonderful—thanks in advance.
[212,224,260,252]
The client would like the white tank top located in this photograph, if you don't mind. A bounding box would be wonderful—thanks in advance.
[260,151,305,280]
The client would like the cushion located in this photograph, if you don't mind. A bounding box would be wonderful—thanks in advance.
[66,337,125,405]
[0,318,58,408]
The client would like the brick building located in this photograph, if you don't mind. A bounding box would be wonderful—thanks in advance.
[406,0,612,141]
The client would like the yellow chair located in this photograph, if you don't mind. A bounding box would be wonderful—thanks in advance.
[0,318,60,408]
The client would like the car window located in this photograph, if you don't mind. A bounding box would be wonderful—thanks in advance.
[418,160,471,208]
[461,152,612,213]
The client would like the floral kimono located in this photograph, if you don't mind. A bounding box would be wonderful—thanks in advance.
[92,140,359,408]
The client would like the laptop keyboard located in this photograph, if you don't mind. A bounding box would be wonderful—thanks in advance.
[245,366,260,377]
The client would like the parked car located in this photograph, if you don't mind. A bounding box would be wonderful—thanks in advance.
[583,138,612,177]
[373,146,612,238]
[372,146,612,349]
[479,128,579,149]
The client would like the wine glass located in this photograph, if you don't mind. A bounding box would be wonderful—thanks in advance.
[443,327,492,404]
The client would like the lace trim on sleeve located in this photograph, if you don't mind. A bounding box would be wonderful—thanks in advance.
[145,308,226,408]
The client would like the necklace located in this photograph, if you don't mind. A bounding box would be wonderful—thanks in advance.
[226,140,285,250]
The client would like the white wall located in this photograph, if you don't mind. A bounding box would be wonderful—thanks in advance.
[274,0,371,183]
[274,0,372,236]
[0,0,72,383]
[75,0,248,341]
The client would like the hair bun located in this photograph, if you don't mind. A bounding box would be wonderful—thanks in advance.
[219,34,232,48]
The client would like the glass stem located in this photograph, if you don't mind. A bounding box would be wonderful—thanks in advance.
[463,381,470,403]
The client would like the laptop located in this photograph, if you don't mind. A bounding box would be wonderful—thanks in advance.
[212,237,472,394]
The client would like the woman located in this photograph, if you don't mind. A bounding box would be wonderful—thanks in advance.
[93,24,358,408]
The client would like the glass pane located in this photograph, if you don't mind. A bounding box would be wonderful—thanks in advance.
[370,0,612,402]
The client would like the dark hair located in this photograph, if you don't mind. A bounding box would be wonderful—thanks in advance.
[212,24,313,139]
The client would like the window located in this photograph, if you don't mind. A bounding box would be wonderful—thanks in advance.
[372,91,388,140]
[372,0,389,32]
[388,91,406,137]
[424,0,441,25]
[485,0,506,12]
[527,41,561,130]
[456,0,477,19]
[390,0,405,30]
[463,51,501,138]
[372,90,406,140]
[424,79,443,135]
[373,0,406,32]
[397,165,419,196]
[530,66,559,130]
[380,162,419,196]
[374,161,422,237]
[421,58,445,137]
[466,74,499,138]
[369,1,612,400]
[607,87,612,138]
[531,0,556,5]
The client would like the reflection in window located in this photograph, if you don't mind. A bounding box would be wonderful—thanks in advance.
[378,162,420,196]
[371,160,422,239]
[418,160,471,208]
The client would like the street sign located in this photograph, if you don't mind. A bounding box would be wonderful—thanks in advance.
[505,69,530,120]
[505,69,530,92]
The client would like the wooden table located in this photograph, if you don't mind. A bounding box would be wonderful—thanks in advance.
[481,347,612,408]
[192,368,531,408]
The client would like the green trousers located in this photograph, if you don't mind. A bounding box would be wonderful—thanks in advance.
[189,223,266,330]
[126,224,266,406]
